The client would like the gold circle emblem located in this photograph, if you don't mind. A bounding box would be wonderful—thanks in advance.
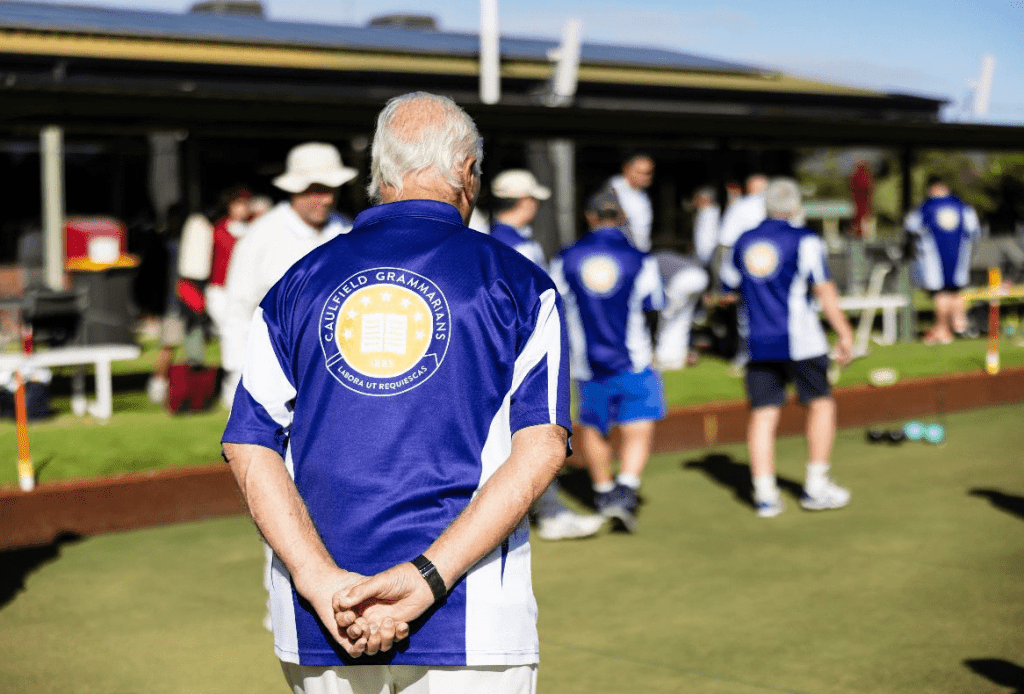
[580,254,621,296]
[335,285,433,379]
[935,207,960,231]
[744,242,780,279]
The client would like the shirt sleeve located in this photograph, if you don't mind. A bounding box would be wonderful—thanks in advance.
[904,209,923,235]
[963,206,981,240]
[221,232,262,373]
[638,256,667,311]
[719,244,742,291]
[507,286,572,439]
[798,234,831,285]
[221,288,297,457]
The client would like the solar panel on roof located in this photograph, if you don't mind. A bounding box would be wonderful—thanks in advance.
[0,0,766,74]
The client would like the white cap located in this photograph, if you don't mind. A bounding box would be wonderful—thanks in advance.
[273,142,358,193]
[491,169,551,200]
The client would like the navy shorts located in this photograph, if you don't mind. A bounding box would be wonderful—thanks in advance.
[578,368,666,436]
[745,356,831,409]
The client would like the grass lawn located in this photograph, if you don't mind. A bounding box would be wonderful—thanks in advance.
[0,403,1021,693]
[0,336,1020,488]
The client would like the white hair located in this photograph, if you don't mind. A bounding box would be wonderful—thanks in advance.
[764,177,802,219]
[367,92,483,203]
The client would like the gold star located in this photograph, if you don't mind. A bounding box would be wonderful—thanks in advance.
[361,296,371,306]
[347,309,358,319]
[400,297,411,309]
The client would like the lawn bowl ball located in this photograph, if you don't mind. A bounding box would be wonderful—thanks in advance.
[886,430,907,444]
[924,423,946,445]
[868,367,899,387]
[866,429,886,443]
[904,421,925,441]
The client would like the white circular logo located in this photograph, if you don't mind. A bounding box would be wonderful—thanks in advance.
[580,254,621,296]
[320,268,450,396]
[743,241,780,280]
[935,206,961,231]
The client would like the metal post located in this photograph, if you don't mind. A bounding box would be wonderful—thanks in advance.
[548,139,576,249]
[40,125,65,291]
[479,0,500,105]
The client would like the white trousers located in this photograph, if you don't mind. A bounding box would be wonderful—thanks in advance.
[655,266,709,370]
[281,662,537,694]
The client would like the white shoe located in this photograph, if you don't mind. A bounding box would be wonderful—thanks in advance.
[801,479,851,511]
[755,496,785,518]
[147,376,168,404]
[536,511,605,540]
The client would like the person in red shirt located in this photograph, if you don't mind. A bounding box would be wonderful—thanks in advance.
[206,186,254,336]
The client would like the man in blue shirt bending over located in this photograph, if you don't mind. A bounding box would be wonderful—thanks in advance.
[721,178,854,518]
[551,190,666,533]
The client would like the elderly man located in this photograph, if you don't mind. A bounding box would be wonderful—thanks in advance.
[551,190,665,533]
[905,175,981,344]
[222,92,570,694]
[607,153,655,252]
[720,178,854,518]
[220,142,357,408]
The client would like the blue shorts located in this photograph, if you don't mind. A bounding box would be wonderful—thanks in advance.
[578,368,666,436]
[745,356,831,409]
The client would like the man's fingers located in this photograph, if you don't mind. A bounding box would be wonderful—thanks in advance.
[364,621,382,656]
[336,574,397,609]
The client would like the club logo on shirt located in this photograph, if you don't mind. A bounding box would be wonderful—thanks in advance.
[580,254,621,296]
[743,241,780,280]
[935,206,961,231]
[319,268,450,396]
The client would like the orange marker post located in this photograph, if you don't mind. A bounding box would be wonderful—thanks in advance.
[14,370,34,491]
[985,267,1001,376]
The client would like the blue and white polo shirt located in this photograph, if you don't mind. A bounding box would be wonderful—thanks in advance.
[720,218,831,362]
[550,226,665,381]
[905,194,981,291]
[489,222,547,270]
[222,199,571,668]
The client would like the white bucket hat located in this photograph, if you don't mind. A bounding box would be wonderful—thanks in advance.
[273,142,358,193]
[491,169,551,200]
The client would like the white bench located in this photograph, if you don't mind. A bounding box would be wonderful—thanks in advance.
[0,344,141,420]
[838,294,909,351]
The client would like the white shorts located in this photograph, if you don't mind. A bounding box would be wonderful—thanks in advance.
[281,662,537,694]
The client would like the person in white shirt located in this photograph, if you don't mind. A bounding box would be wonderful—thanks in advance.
[691,186,721,266]
[221,142,357,409]
[717,174,768,250]
[607,153,655,252]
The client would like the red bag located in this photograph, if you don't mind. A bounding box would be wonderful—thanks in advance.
[167,364,218,413]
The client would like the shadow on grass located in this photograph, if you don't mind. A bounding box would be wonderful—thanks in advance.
[968,488,1024,522]
[964,658,1024,693]
[682,453,802,510]
[0,531,82,609]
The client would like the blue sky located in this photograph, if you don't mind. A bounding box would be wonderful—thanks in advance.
[36,0,1024,124]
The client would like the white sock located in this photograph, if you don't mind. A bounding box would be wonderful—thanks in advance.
[593,481,615,494]
[616,473,642,490]
[805,462,830,494]
[752,473,779,502]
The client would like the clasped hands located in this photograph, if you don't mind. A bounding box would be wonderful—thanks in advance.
[304,562,436,658]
